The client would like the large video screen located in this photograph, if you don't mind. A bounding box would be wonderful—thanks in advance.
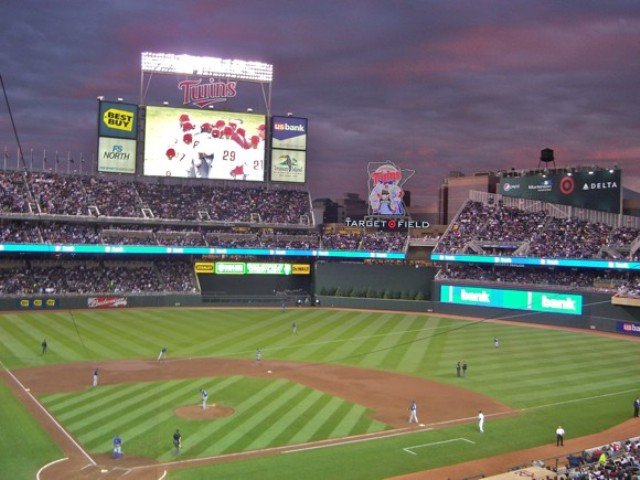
[143,106,266,181]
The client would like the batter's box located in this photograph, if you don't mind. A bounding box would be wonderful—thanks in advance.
[403,437,475,455]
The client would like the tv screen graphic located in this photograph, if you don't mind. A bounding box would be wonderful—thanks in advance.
[98,101,138,140]
[271,116,307,151]
[143,106,266,181]
[270,148,306,183]
[97,137,136,174]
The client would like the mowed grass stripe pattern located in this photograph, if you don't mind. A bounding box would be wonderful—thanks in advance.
[3,309,640,410]
[40,376,387,461]
[3,308,640,477]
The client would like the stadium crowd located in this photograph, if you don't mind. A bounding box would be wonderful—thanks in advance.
[437,264,639,293]
[434,200,640,260]
[0,170,409,253]
[0,258,197,295]
[3,171,313,224]
[0,220,407,252]
[560,437,640,479]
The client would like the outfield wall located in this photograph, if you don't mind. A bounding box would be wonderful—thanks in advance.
[0,294,202,311]
[315,263,435,299]
[315,295,434,312]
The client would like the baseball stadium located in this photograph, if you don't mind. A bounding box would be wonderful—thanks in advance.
[2,54,640,480]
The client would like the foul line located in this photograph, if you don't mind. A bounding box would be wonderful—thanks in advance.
[520,387,639,411]
[283,427,426,453]
[404,438,475,455]
[0,358,96,466]
[129,426,425,471]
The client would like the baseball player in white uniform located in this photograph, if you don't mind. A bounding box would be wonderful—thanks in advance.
[478,410,485,432]
[201,388,208,410]
[409,400,419,423]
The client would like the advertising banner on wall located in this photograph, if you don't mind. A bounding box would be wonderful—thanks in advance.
[194,262,214,273]
[271,116,307,150]
[213,262,310,275]
[88,297,128,308]
[499,169,621,213]
[98,101,138,139]
[270,148,306,183]
[440,285,583,315]
[17,298,57,309]
[98,137,137,173]
[143,106,266,181]
[617,321,640,336]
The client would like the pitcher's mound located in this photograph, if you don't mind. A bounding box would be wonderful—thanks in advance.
[174,404,234,420]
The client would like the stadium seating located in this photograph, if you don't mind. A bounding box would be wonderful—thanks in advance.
[0,169,409,295]
[434,200,640,260]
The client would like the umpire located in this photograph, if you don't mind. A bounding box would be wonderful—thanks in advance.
[173,429,182,455]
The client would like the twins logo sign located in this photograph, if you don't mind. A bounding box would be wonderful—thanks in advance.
[367,162,414,216]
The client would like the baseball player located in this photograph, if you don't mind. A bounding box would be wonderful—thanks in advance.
[113,435,122,458]
[478,410,485,432]
[173,429,182,455]
[41,338,47,355]
[201,388,208,410]
[92,368,99,387]
[291,321,298,335]
[556,426,565,446]
[408,400,419,424]
[494,337,500,348]
[157,347,167,361]
[256,348,262,362]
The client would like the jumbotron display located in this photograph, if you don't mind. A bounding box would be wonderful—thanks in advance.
[143,106,266,181]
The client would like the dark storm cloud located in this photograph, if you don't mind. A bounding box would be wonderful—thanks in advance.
[1,1,640,205]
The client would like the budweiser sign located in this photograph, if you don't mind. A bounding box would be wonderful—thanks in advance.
[87,297,128,308]
[178,78,237,108]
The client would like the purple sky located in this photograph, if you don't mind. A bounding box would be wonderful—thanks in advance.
[2,1,640,207]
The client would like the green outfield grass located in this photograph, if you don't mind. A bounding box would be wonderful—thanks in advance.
[1,307,639,479]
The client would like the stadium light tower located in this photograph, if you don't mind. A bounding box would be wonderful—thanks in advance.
[140,52,274,114]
